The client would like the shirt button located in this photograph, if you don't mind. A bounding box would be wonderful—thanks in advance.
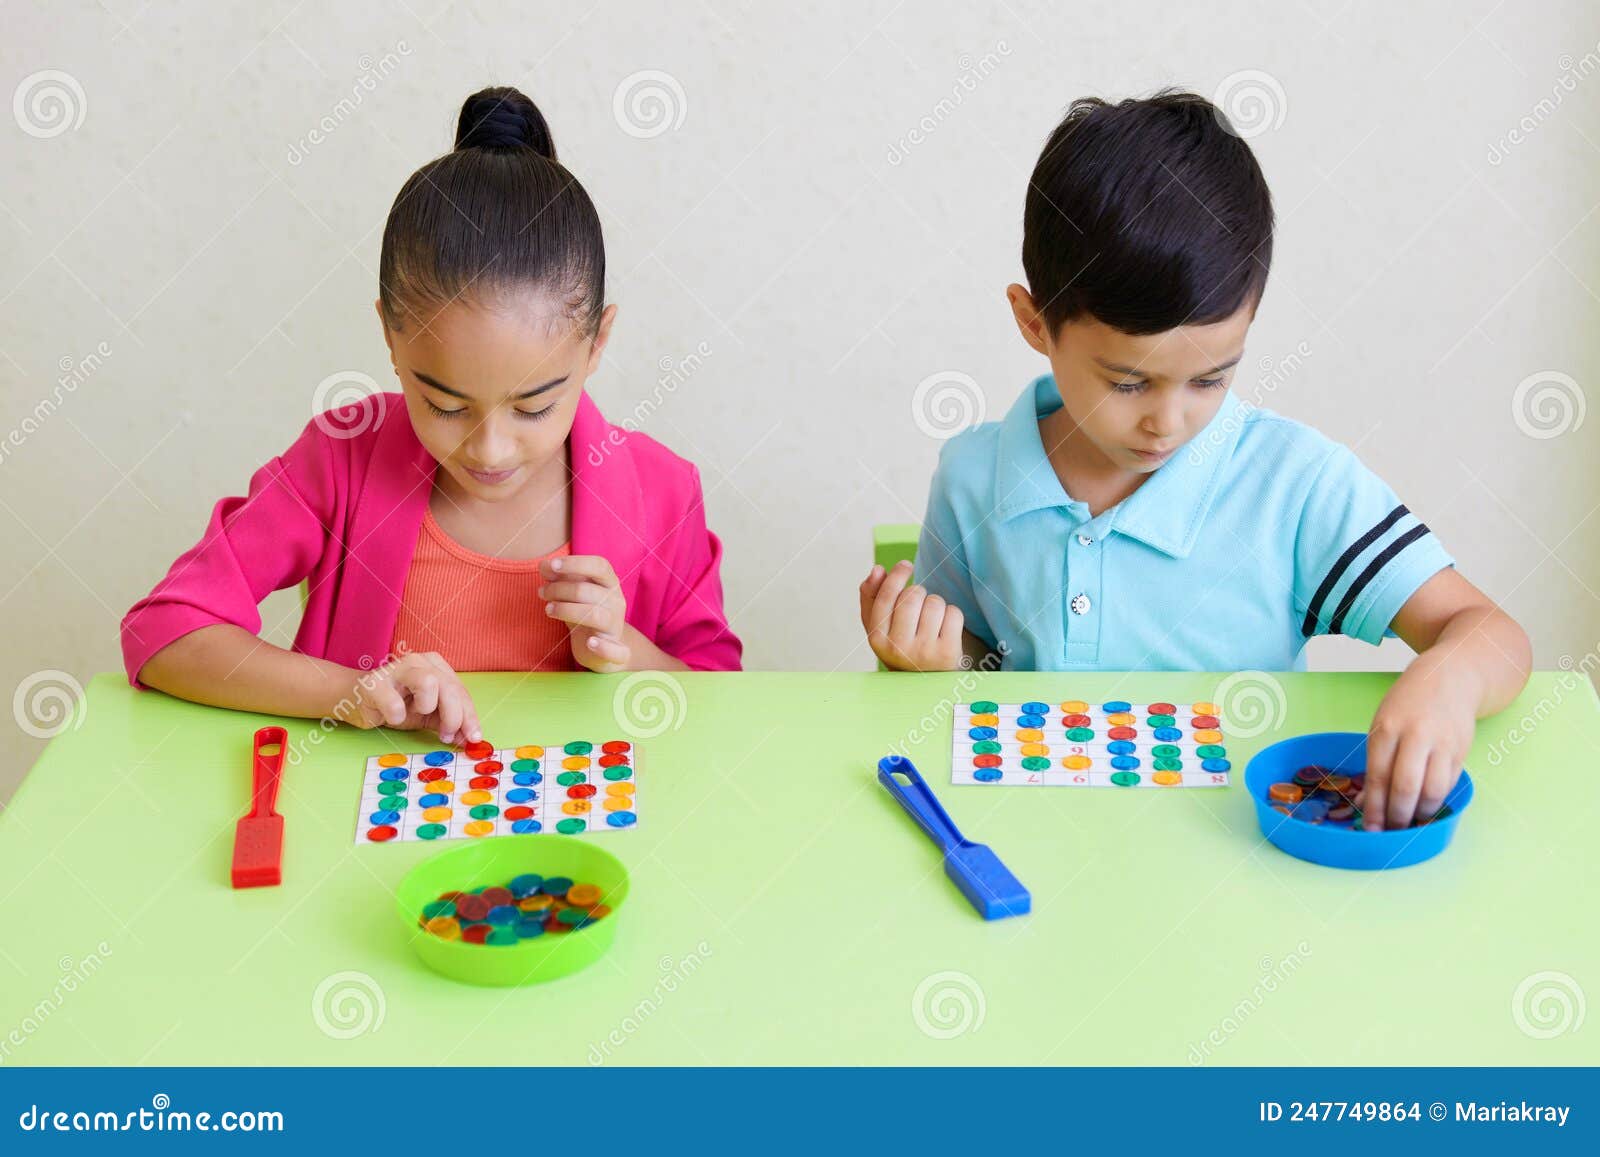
[1076,533,1094,547]
[1069,593,1091,616]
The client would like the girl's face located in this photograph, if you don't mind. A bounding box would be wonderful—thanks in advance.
[1008,285,1252,475]
[377,296,615,503]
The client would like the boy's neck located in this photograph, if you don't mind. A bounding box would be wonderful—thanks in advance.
[1038,406,1149,518]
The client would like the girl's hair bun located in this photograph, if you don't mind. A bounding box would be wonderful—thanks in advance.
[454,86,556,159]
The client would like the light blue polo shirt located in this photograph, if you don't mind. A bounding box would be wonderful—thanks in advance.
[917,374,1454,671]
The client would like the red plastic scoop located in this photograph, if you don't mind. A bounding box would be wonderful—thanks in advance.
[231,726,288,888]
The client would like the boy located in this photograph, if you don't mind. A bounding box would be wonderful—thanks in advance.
[859,91,1530,831]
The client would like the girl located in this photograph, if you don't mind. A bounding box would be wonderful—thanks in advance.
[123,86,742,743]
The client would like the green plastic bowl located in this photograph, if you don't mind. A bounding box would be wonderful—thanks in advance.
[395,834,629,986]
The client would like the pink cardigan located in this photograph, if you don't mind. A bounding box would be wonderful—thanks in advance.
[121,391,742,684]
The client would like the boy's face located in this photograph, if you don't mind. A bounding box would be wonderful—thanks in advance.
[1007,286,1253,474]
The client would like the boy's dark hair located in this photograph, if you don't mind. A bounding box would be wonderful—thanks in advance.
[1022,89,1274,337]
[379,86,605,335]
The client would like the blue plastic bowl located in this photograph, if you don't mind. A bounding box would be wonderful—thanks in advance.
[1244,732,1474,870]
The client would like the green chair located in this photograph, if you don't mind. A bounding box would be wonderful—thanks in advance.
[871,524,920,670]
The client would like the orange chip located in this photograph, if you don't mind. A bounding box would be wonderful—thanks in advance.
[464,819,494,837]
[514,745,544,759]
[1020,743,1049,757]
[1193,729,1223,745]
[1061,700,1089,713]
[604,781,635,797]
[602,796,631,812]
[428,780,455,794]
[1105,712,1135,726]
[1062,754,1091,770]
[562,800,591,815]
[561,755,591,771]
[588,905,612,919]
[377,753,407,768]
[425,915,461,940]
[1268,782,1303,804]
[461,789,492,806]
[969,713,999,727]
[1152,770,1182,786]
[422,806,452,822]
[518,895,553,913]
[1192,701,1218,716]
[566,883,601,906]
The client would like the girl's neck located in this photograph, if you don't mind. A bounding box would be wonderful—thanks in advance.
[1039,407,1148,518]
[428,444,572,560]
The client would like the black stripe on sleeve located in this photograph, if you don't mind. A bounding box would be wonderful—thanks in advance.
[1300,504,1409,636]
[1326,523,1432,636]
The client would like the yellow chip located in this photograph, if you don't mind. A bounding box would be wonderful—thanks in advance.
[1015,728,1044,742]
[463,819,494,837]
[1105,712,1135,726]
[429,780,455,794]
[602,796,631,812]
[518,895,553,913]
[1062,754,1092,770]
[1193,729,1223,745]
[461,789,492,806]
[562,800,591,815]
[1153,770,1182,786]
[969,713,999,727]
[1192,701,1218,716]
[1020,742,1049,757]
[425,915,461,940]
[605,782,635,797]
[514,745,544,759]
[377,753,407,768]
[561,755,591,771]
[1060,700,1088,713]
[422,806,452,822]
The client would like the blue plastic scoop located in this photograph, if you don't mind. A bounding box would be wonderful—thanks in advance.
[877,754,1030,920]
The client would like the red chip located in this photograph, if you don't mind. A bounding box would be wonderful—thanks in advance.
[567,784,597,799]
[461,923,491,944]
[598,754,630,768]
[464,741,494,759]
[480,887,514,908]
[469,776,500,790]
[1191,715,1220,730]
[1062,714,1091,728]
[503,805,534,821]
[973,754,1002,769]
[366,824,398,842]
[418,767,447,782]
[1107,726,1137,740]
[545,916,572,933]
[474,760,503,774]
[601,741,631,754]
[455,894,490,921]
[1149,702,1177,716]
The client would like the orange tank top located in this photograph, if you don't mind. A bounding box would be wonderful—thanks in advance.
[389,509,579,672]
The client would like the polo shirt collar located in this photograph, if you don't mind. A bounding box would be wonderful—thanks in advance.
[991,373,1248,558]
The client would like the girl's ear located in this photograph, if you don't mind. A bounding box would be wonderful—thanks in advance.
[585,303,618,376]
[375,299,399,368]
[1006,283,1053,356]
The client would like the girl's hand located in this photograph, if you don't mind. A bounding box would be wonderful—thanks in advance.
[860,560,964,671]
[1359,656,1476,830]
[540,555,631,673]
[334,650,482,745]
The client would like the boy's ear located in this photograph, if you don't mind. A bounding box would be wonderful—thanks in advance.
[585,303,619,375]
[1006,283,1052,355]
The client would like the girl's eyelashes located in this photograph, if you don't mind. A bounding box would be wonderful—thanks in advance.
[422,397,557,421]
[424,397,467,419]
[513,404,556,422]
[1193,377,1226,389]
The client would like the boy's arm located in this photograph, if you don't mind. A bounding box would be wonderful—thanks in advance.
[1362,569,1531,830]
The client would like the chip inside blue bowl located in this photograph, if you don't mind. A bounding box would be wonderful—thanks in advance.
[1244,732,1473,870]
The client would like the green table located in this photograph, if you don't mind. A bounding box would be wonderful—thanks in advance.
[2,671,1596,1065]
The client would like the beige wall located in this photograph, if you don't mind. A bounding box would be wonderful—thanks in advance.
[3,1,1597,798]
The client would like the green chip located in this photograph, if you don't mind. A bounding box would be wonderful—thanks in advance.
[971,740,1002,755]
[416,823,447,840]
[1020,756,1050,771]
[1153,758,1182,772]
[1066,727,1094,742]
[557,907,587,926]
[602,766,633,781]
[510,758,540,773]
[469,804,499,820]
[422,899,456,919]
[1146,714,1176,728]
[557,770,586,786]
[1151,744,1182,759]
[384,794,408,809]
[556,817,586,834]
[563,741,593,755]
[1196,744,1227,759]
[486,927,519,946]
[1110,770,1141,787]
[376,780,406,796]
[970,700,999,714]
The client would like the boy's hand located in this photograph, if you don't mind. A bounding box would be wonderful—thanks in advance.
[335,650,482,745]
[860,560,964,671]
[1360,657,1476,830]
[540,555,631,673]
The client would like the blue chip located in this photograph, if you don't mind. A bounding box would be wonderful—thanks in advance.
[378,766,408,782]
[541,876,575,895]
[967,726,998,741]
[973,767,1003,782]
[1110,755,1140,771]
[1020,701,1050,715]
[1202,758,1232,773]
[1153,727,1182,742]
[510,818,542,834]
[1292,798,1329,823]
[605,811,637,828]
[486,904,519,926]
[515,918,546,939]
[369,809,400,826]
[1107,739,1136,756]
[509,873,543,898]
[1102,700,1132,713]
[1016,713,1046,729]
[418,792,448,808]
[423,750,453,766]
[505,787,537,803]
[513,771,543,786]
